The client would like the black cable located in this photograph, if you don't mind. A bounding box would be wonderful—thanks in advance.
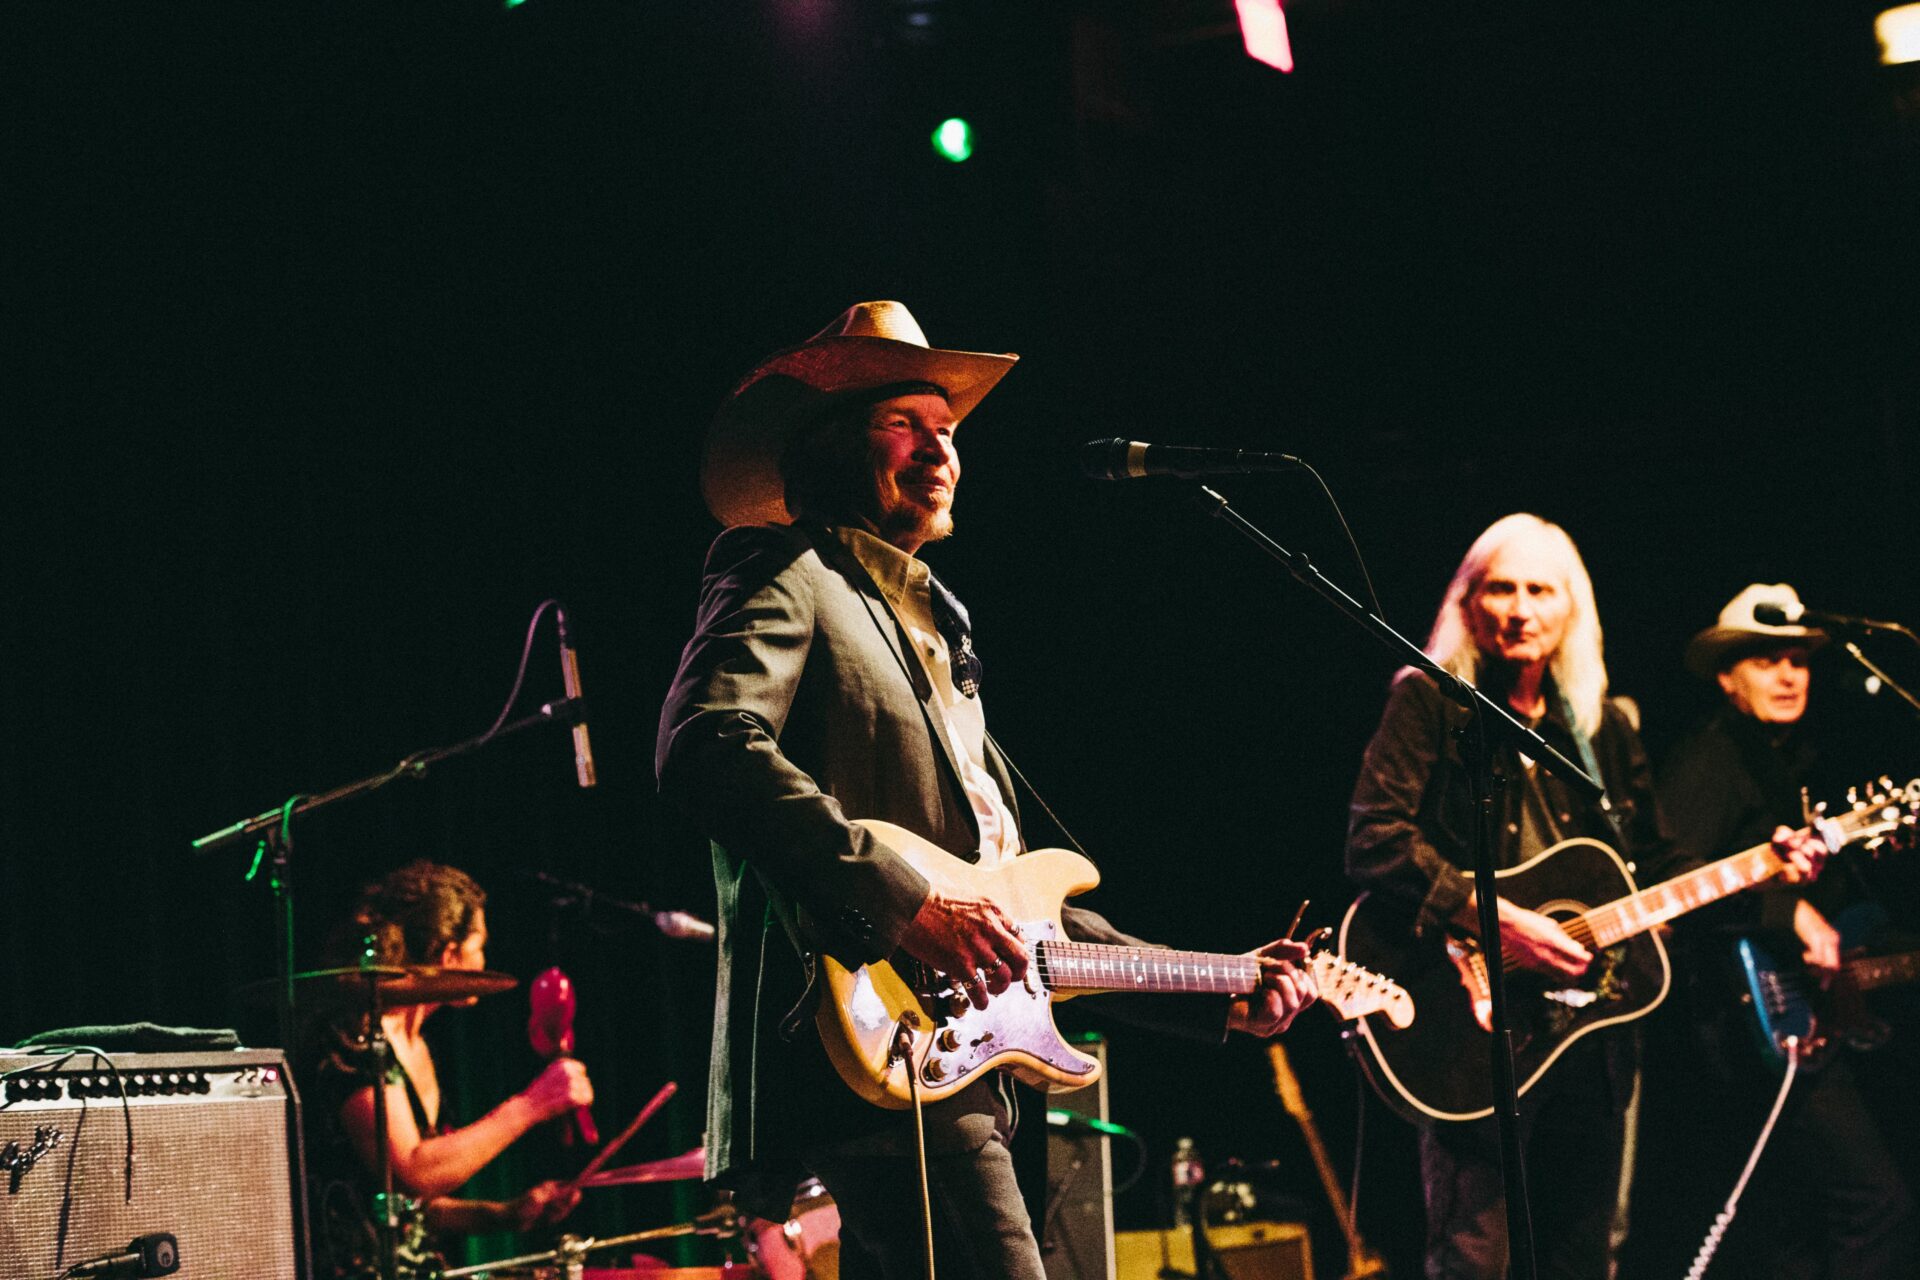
[1296,458,1386,624]
[476,598,563,746]
[1108,1128,1151,1196]
[1349,1062,1366,1231]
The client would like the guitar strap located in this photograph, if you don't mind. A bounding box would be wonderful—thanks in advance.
[1557,686,1631,850]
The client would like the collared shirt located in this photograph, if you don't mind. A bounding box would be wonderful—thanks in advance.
[831,526,1022,867]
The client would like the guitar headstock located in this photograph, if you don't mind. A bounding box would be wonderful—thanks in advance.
[1308,950,1415,1029]
[1822,776,1920,855]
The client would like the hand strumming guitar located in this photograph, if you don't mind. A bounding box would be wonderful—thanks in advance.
[899,888,1030,1009]
[1794,898,1841,982]
[1463,891,1592,979]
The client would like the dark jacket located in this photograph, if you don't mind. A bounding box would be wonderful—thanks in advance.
[1344,667,1669,1112]
[1346,667,1669,936]
[657,522,1220,1214]
[1657,705,1818,1079]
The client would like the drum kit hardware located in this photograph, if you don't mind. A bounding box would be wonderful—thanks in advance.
[440,1205,744,1279]
[247,964,523,1010]
[268,963,840,1280]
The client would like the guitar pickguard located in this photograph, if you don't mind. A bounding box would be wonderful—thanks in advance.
[902,919,1097,1093]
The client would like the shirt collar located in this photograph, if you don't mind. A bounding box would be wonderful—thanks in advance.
[828,524,929,611]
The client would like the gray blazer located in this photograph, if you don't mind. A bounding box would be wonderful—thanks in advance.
[657,522,1221,1215]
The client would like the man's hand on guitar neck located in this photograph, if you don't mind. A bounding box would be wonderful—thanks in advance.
[1227,938,1319,1037]
[1773,825,1828,884]
[900,889,1030,1009]
[1463,892,1592,979]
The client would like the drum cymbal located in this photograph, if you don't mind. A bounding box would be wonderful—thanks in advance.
[579,1147,707,1188]
[242,965,519,1008]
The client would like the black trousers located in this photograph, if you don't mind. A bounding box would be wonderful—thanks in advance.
[1713,1056,1917,1279]
[802,1077,1046,1280]
[1418,1037,1626,1280]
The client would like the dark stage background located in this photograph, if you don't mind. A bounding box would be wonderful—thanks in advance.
[11,1,1920,1275]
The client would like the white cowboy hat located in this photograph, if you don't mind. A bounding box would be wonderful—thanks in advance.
[701,301,1018,527]
[1684,583,1828,677]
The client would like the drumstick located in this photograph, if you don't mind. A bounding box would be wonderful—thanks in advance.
[570,1081,677,1189]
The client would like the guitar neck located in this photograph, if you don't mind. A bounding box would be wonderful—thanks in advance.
[1576,798,1903,947]
[1036,941,1257,994]
[1578,841,1785,948]
[1848,950,1920,992]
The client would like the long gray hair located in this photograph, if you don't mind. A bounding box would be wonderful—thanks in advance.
[1422,512,1608,739]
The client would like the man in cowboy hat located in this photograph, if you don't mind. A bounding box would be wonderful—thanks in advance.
[1641,583,1915,1277]
[656,302,1319,1278]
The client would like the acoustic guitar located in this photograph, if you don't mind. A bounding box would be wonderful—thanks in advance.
[1337,778,1917,1123]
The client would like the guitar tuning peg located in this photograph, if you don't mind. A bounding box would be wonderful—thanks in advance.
[1847,787,1861,807]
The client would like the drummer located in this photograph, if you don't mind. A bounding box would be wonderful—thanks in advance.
[303,860,596,1279]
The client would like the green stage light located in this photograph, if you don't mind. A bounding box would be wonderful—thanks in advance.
[931,118,974,163]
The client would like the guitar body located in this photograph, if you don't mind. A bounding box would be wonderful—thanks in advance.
[1339,837,1670,1123]
[1738,904,1898,1073]
[1733,936,1832,1073]
[817,820,1105,1109]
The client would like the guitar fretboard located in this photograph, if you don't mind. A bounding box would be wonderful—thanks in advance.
[1566,802,1895,953]
[1850,950,1920,992]
[1573,845,1786,950]
[1034,941,1258,994]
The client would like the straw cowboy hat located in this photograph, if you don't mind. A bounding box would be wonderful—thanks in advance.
[701,301,1018,527]
[1685,583,1828,677]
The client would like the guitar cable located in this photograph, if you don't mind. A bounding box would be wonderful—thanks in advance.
[1682,1037,1802,1280]
[890,1017,938,1280]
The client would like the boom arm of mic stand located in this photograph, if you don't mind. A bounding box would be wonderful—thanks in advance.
[1189,482,1573,1280]
[189,697,588,855]
[1190,484,1601,800]
[1837,639,1920,724]
[187,695,589,1060]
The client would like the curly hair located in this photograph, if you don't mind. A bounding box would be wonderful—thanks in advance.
[326,860,487,968]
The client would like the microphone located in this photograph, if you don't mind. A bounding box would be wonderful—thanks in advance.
[1045,1108,1136,1139]
[67,1233,180,1279]
[1753,602,1907,635]
[556,607,598,788]
[654,909,717,942]
[1080,438,1304,481]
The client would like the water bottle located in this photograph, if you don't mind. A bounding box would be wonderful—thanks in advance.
[1170,1136,1205,1228]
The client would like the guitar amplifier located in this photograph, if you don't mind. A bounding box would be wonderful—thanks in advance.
[1042,1034,1115,1280]
[0,1049,309,1280]
[1115,1222,1314,1280]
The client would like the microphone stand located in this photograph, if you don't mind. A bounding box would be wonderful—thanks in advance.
[190,697,586,1280]
[191,696,588,1050]
[1835,638,1920,725]
[1189,484,1604,1280]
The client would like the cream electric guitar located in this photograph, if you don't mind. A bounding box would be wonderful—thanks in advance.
[818,820,1415,1108]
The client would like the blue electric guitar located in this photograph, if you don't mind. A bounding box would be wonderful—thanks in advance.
[1737,780,1920,1071]
[1738,934,1920,1072]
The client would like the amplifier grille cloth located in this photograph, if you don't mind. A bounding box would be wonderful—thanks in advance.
[1,1092,297,1280]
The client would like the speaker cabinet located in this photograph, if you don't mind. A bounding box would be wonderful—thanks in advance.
[1115,1222,1314,1280]
[1042,1034,1114,1280]
[0,1049,309,1280]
